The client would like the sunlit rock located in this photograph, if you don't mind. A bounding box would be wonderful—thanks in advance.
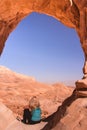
[0,0,87,129]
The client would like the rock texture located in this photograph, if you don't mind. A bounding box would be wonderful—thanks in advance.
[0,66,73,118]
[0,102,46,130]
[51,98,87,130]
[0,93,87,130]
[0,66,74,130]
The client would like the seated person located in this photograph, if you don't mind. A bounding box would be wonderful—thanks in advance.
[29,96,42,124]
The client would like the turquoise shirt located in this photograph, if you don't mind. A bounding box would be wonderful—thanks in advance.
[31,107,41,121]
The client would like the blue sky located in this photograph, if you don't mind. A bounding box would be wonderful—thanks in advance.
[0,12,84,86]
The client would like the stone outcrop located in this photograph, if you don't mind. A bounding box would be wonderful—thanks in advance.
[51,97,87,130]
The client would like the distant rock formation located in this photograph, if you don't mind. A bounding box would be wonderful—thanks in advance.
[0,66,74,130]
[0,66,73,118]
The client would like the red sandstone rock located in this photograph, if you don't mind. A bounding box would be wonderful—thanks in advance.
[52,98,87,130]
[0,1,87,129]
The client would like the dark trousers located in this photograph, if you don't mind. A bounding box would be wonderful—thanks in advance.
[23,108,31,124]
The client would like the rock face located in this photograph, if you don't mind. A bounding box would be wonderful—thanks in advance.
[51,98,87,130]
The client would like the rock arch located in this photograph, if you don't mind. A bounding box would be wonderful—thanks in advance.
[0,0,87,93]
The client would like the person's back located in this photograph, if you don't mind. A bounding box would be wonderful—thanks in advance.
[31,107,41,122]
[29,96,42,124]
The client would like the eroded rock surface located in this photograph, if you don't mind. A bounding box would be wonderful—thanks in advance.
[51,98,87,130]
[1,94,87,130]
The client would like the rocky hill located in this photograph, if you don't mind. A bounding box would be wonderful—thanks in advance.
[0,66,87,130]
[0,66,73,118]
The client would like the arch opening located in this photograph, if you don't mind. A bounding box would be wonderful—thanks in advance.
[0,12,85,123]
[0,12,84,86]
[0,11,85,130]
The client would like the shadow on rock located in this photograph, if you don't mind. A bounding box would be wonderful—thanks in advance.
[41,90,77,130]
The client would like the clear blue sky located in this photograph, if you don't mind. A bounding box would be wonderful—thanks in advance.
[0,12,84,86]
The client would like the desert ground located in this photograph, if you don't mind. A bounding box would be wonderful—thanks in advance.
[0,66,74,119]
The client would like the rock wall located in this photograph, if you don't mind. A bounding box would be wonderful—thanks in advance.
[0,1,87,91]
